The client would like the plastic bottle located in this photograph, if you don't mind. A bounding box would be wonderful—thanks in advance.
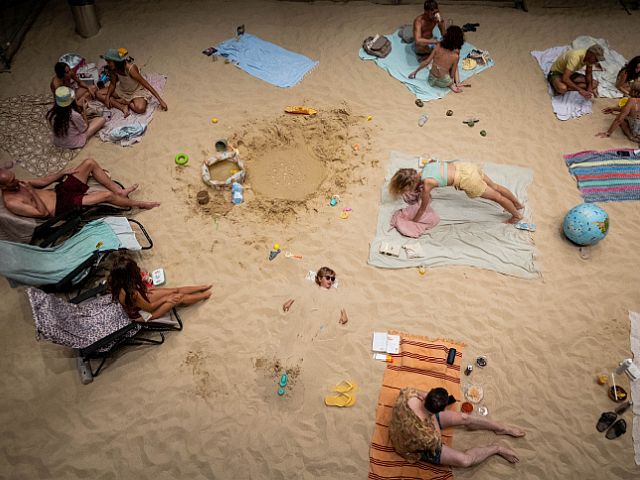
[616,358,633,375]
[418,114,429,127]
[231,182,244,205]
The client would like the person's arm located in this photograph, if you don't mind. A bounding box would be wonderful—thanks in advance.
[128,64,168,110]
[7,182,51,217]
[562,68,591,98]
[413,17,439,49]
[597,103,631,138]
[104,72,117,108]
[616,69,630,95]
[409,48,436,78]
[452,52,460,84]
[411,182,433,222]
[585,64,597,96]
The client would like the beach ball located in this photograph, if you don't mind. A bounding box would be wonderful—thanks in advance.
[562,203,609,246]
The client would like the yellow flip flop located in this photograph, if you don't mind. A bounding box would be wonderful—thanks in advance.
[332,380,357,393]
[324,392,356,407]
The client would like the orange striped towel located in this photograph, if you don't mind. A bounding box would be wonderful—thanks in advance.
[369,331,465,480]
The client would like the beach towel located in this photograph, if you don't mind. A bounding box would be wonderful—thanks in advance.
[0,94,79,176]
[564,148,640,202]
[369,151,537,279]
[214,33,318,88]
[571,36,627,99]
[359,29,494,102]
[369,331,464,480]
[629,311,640,465]
[98,73,167,147]
[531,46,592,121]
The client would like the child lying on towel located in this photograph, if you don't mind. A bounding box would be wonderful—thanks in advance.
[389,160,524,224]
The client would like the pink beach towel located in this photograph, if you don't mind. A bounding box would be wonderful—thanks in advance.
[390,202,440,238]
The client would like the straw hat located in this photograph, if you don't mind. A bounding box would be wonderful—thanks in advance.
[54,86,75,107]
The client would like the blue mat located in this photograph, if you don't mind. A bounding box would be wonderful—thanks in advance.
[215,33,318,88]
[359,29,494,102]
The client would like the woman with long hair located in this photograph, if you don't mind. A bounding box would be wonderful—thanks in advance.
[616,55,640,96]
[47,86,105,149]
[50,61,95,106]
[107,253,211,322]
[95,48,167,117]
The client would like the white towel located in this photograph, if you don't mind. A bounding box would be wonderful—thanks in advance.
[571,36,627,99]
[629,311,640,465]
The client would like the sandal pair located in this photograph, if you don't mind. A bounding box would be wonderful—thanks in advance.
[596,411,627,439]
[324,380,357,407]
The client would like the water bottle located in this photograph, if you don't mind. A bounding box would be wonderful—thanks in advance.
[615,358,633,375]
[231,182,244,205]
[418,114,429,127]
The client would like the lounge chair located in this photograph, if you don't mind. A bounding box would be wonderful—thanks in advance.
[0,216,152,297]
[26,287,182,384]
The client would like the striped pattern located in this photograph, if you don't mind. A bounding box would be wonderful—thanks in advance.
[369,332,465,480]
[564,148,640,202]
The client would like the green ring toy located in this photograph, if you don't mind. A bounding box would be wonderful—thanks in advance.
[175,153,189,165]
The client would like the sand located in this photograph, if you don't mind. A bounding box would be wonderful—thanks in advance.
[1,0,639,478]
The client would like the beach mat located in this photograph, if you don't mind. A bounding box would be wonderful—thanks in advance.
[369,331,464,480]
[629,311,640,465]
[359,29,494,102]
[0,93,79,176]
[564,148,640,202]
[369,151,538,279]
[215,33,318,88]
[98,73,167,147]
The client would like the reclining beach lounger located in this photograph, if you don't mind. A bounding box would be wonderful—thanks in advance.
[27,287,182,384]
[0,216,152,296]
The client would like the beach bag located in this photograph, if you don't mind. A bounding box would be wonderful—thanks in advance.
[363,35,391,58]
[398,24,414,44]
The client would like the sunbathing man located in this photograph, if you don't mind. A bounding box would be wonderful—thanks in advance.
[389,387,526,467]
[413,0,446,57]
[0,158,160,218]
[548,44,604,99]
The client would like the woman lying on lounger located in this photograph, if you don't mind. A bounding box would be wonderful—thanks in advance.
[598,83,640,143]
[282,266,348,325]
[408,25,464,93]
[389,161,524,224]
[108,254,211,322]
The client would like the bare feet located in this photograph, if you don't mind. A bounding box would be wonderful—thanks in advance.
[496,425,526,437]
[506,213,523,224]
[451,85,463,93]
[122,105,130,118]
[282,299,295,312]
[200,284,213,292]
[138,201,161,210]
[514,201,525,210]
[496,446,520,464]
[339,308,348,325]
[121,184,139,197]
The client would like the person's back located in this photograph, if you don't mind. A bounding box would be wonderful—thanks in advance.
[550,48,587,75]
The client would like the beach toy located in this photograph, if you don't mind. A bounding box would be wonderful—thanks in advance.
[284,106,318,115]
[215,139,228,152]
[211,117,219,123]
[339,211,349,219]
[480,130,487,137]
[418,264,427,276]
[415,99,424,108]
[352,143,360,154]
[202,148,245,190]
[197,190,210,205]
[597,374,609,385]
[462,58,477,70]
[619,97,629,107]
[175,153,189,165]
[277,388,285,396]
[463,118,479,127]
[367,115,373,121]
[563,203,609,246]
[446,110,453,116]
[279,373,288,387]
[95,241,104,249]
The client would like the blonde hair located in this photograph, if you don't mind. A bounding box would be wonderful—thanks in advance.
[389,169,418,197]
[629,83,640,98]
[315,266,336,286]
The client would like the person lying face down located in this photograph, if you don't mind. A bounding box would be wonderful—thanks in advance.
[0,158,160,219]
[389,386,526,467]
[413,0,446,57]
[547,44,604,99]
[282,266,348,324]
[389,160,524,224]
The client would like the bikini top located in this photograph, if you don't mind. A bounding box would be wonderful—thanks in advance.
[421,160,448,187]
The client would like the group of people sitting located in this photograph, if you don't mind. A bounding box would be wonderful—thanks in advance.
[48,48,167,150]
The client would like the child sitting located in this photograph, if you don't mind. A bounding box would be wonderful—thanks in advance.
[107,253,211,321]
[597,83,640,143]
[389,161,524,224]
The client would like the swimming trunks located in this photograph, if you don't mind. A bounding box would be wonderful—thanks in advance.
[453,162,487,198]
[54,175,89,216]
[421,161,448,187]
[428,72,453,88]
[547,71,585,87]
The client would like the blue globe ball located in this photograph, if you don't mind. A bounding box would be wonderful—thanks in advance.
[563,203,609,246]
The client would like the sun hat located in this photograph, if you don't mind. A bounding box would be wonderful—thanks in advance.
[587,44,605,62]
[101,47,128,62]
[54,86,75,107]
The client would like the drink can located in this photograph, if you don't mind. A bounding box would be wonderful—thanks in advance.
[464,364,473,376]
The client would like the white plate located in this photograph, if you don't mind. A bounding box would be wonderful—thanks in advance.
[464,384,484,403]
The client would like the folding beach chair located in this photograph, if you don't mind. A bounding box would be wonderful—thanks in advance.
[0,217,152,299]
[27,287,182,384]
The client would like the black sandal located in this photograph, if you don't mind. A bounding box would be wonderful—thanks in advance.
[596,411,617,432]
[605,419,627,439]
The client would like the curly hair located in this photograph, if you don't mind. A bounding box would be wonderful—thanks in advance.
[440,25,464,51]
[389,168,419,198]
[424,387,449,413]
[108,253,149,311]
[315,266,336,286]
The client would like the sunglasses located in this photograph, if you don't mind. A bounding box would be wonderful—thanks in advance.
[324,276,336,282]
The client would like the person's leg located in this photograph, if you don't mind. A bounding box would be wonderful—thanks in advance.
[480,186,523,223]
[177,291,212,306]
[85,117,106,139]
[483,174,524,209]
[129,97,148,114]
[80,190,160,210]
[550,75,568,95]
[71,158,136,196]
[439,444,519,468]
[438,411,526,436]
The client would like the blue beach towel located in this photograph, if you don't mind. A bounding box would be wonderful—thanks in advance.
[215,33,318,88]
[359,29,494,102]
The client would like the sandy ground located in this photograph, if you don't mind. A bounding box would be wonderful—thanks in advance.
[1,0,640,478]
